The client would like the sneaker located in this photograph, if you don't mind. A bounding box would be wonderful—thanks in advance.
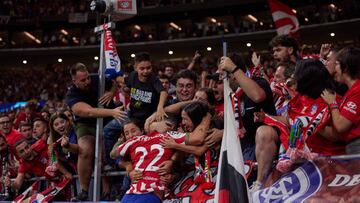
[249,181,262,193]
[71,190,89,201]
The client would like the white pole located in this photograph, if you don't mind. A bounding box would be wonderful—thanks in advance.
[222,41,227,57]
[93,22,115,201]
[222,41,228,78]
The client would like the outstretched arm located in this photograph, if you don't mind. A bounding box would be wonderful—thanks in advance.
[71,102,126,121]
[161,138,208,156]
[164,100,192,114]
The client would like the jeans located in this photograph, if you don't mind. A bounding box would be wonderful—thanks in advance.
[121,175,131,191]
[103,111,130,166]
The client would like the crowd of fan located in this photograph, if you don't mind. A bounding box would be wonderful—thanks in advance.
[0,34,359,202]
[0,0,205,17]
[0,0,88,18]
[0,64,71,104]
[2,0,360,48]
[1,39,358,105]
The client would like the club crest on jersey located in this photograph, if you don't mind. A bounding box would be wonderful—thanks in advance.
[310,104,318,115]
[253,161,322,203]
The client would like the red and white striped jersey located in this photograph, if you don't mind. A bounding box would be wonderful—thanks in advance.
[118,131,186,194]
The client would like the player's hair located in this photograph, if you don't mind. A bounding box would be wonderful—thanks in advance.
[122,119,144,134]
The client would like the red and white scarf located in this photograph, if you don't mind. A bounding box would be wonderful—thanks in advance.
[263,95,331,172]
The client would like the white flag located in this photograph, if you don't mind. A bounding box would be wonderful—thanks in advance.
[214,78,251,203]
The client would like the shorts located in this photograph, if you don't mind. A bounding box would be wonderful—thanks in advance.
[121,193,161,203]
[74,123,96,139]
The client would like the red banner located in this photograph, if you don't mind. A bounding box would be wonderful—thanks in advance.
[164,156,360,202]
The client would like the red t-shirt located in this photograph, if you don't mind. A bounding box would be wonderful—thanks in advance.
[18,139,49,177]
[4,129,24,147]
[118,131,186,194]
[339,80,360,142]
[214,102,224,117]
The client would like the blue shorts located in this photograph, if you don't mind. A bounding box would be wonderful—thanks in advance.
[121,193,161,203]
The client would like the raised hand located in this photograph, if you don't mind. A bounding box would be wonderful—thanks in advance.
[60,135,70,148]
[205,128,223,147]
[320,43,332,59]
[252,52,261,67]
[160,137,177,149]
[155,107,167,122]
[219,56,237,73]
[157,160,173,176]
[128,169,143,183]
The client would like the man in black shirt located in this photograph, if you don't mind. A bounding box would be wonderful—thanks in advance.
[65,63,126,200]
[218,53,276,161]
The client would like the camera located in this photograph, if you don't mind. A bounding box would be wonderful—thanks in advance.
[90,0,137,21]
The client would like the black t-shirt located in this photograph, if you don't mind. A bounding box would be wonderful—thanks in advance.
[240,77,276,148]
[125,71,165,120]
[65,75,113,125]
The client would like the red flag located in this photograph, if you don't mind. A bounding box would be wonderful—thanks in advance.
[268,0,299,35]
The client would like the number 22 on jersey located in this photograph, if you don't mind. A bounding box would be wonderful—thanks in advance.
[134,144,165,171]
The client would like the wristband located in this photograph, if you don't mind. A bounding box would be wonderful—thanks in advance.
[231,66,240,74]
[330,102,339,110]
